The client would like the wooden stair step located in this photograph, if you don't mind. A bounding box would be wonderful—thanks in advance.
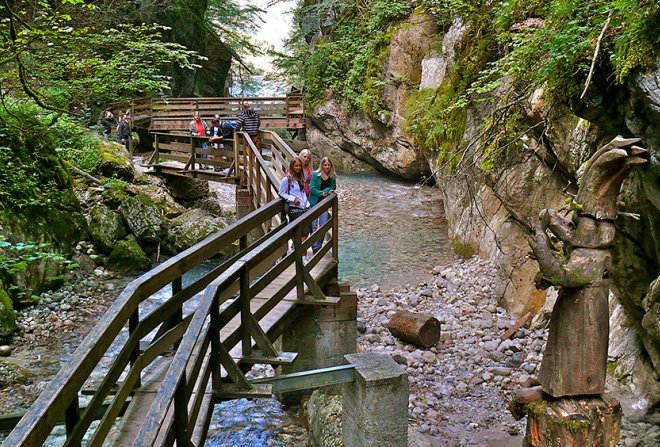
[236,351,298,366]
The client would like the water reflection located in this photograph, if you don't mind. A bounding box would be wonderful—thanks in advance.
[337,172,453,288]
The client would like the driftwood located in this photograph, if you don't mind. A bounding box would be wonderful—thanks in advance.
[387,311,440,348]
[528,136,648,397]
[523,394,622,447]
[500,311,532,340]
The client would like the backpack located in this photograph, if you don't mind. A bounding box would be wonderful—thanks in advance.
[221,121,235,139]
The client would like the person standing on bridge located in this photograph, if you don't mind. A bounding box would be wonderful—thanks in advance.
[189,111,210,170]
[299,148,313,197]
[309,157,337,254]
[236,102,261,145]
[280,157,310,244]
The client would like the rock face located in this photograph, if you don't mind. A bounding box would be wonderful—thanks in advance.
[89,206,128,253]
[119,195,165,243]
[308,13,438,179]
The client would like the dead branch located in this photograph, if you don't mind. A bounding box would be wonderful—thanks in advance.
[580,11,613,100]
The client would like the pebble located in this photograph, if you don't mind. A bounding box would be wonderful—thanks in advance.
[0,345,12,356]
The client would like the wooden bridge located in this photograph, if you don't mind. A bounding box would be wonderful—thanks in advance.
[4,131,355,446]
[111,93,306,132]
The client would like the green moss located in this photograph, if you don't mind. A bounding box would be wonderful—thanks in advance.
[524,401,549,418]
[108,239,151,272]
[0,359,31,387]
[453,240,476,258]
[102,179,130,209]
[99,142,129,166]
[0,283,16,338]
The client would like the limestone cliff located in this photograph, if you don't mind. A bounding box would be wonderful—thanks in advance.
[307,13,659,412]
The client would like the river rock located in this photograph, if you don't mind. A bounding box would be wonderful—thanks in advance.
[0,359,31,387]
[165,175,209,200]
[0,345,11,356]
[89,205,128,253]
[167,209,227,253]
[119,194,165,243]
[108,239,151,271]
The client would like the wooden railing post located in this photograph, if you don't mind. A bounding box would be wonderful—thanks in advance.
[65,397,81,447]
[293,226,305,299]
[173,377,190,446]
[190,137,196,171]
[239,266,252,357]
[154,134,160,165]
[129,308,141,388]
[210,294,221,392]
[332,196,339,261]
[256,163,262,206]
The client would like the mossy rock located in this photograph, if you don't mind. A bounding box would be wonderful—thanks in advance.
[108,239,151,272]
[98,141,135,181]
[102,180,130,209]
[0,282,16,340]
[0,359,31,387]
[129,184,186,218]
[119,194,165,243]
[89,206,128,253]
[168,209,229,253]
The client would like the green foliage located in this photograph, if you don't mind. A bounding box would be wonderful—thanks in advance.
[0,1,200,118]
[0,99,103,211]
[274,0,413,112]
[0,240,78,276]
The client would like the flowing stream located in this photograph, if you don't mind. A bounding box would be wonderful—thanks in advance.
[40,172,452,446]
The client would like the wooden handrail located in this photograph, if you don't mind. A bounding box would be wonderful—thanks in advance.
[6,128,336,447]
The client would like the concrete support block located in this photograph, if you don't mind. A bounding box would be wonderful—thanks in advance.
[278,289,357,404]
[342,352,409,447]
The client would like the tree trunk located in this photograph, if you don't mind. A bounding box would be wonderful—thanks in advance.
[524,394,622,447]
[386,311,440,348]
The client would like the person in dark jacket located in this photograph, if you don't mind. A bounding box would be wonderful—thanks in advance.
[99,110,113,137]
[236,103,261,143]
[117,115,131,147]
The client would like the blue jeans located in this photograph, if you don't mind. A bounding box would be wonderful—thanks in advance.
[311,210,329,253]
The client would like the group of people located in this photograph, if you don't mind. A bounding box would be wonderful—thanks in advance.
[99,109,132,148]
[189,103,261,171]
[279,149,337,256]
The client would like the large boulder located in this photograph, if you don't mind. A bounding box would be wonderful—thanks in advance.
[89,206,128,253]
[165,176,209,201]
[98,141,135,182]
[108,238,152,272]
[167,209,228,253]
[119,194,165,243]
[0,282,16,340]
[129,181,186,218]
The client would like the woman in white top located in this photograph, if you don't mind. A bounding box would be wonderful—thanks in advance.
[279,157,310,241]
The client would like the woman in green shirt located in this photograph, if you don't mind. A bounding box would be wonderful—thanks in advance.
[309,157,337,254]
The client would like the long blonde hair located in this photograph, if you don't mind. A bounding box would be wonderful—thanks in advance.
[299,149,313,170]
[315,157,336,179]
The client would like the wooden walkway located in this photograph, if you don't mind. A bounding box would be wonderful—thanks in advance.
[112,94,306,132]
[4,131,343,446]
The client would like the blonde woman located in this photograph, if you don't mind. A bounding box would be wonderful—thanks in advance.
[299,149,313,197]
[309,157,337,254]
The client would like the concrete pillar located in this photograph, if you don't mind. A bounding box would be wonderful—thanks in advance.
[278,287,357,404]
[342,352,408,447]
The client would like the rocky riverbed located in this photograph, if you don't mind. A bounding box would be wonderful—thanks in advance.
[349,256,660,447]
